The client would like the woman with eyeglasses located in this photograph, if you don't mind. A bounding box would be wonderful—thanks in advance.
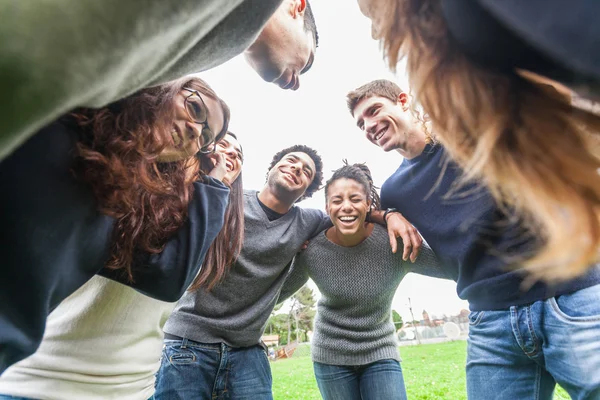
[0,76,233,376]
[0,132,245,400]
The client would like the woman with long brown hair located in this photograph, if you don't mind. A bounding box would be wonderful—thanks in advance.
[357,0,600,284]
[0,76,232,375]
[0,132,245,400]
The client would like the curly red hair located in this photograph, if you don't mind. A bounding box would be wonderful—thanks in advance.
[72,77,230,282]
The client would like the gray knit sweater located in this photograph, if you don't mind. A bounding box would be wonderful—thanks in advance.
[279,224,448,366]
[163,191,329,347]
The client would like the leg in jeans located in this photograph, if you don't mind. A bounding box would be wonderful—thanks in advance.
[226,345,273,400]
[466,307,556,400]
[542,283,600,400]
[313,362,361,400]
[0,396,37,400]
[358,359,407,400]
[154,339,221,400]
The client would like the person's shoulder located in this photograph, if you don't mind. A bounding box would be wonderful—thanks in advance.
[297,206,325,219]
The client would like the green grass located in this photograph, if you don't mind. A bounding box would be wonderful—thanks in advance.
[271,341,571,399]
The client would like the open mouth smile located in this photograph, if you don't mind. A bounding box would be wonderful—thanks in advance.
[338,215,358,224]
[284,172,299,185]
[171,126,184,149]
[374,126,388,142]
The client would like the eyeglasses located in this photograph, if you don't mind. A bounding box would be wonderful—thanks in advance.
[182,87,216,154]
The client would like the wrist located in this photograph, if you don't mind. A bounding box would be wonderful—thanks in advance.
[383,208,399,222]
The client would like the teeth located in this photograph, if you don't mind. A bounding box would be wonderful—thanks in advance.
[339,216,357,221]
[374,127,387,141]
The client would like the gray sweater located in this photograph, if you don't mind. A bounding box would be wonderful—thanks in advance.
[0,0,282,160]
[279,224,448,366]
[163,191,329,347]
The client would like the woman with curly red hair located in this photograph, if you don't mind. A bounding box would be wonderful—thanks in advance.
[0,132,246,400]
[0,76,233,375]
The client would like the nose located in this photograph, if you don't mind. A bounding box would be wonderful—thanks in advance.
[365,120,378,140]
[290,162,302,175]
[185,121,202,141]
[341,199,353,212]
[292,74,300,91]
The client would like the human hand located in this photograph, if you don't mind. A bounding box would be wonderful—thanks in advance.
[207,152,227,182]
[386,212,422,262]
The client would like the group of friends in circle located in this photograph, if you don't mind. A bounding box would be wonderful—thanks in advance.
[1,0,600,399]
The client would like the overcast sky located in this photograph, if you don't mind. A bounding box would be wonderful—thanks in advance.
[200,0,469,322]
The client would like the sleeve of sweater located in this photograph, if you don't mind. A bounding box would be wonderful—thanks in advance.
[277,256,310,304]
[98,177,230,302]
[0,0,282,161]
[402,242,451,280]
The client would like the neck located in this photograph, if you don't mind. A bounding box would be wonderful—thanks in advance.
[258,187,295,214]
[326,223,374,247]
[397,127,428,159]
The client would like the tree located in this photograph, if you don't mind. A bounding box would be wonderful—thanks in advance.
[288,285,317,343]
[392,309,403,330]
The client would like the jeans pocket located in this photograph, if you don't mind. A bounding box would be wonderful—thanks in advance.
[550,283,600,322]
[468,311,485,326]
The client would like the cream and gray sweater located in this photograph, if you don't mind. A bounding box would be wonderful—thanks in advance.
[279,224,448,366]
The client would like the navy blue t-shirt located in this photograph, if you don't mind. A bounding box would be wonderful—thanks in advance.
[0,121,230,374]
[381,143,600,311]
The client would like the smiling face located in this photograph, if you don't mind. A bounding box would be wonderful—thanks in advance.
[353,94,422,159]
[326,178,371,238]
[267,151,316,201]
[157,90,225,163]
[215,133,243,186]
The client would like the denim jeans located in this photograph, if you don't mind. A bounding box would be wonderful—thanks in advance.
[313,359,408,400]
[467,283,600,400]
[154,338,272,400]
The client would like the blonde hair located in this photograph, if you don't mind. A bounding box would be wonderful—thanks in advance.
[376,0,600,282]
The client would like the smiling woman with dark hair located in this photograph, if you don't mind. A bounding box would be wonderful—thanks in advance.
[278,162,447,400]
[0,76,232,375]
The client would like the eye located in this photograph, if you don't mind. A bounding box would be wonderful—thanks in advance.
[185,95,207,122]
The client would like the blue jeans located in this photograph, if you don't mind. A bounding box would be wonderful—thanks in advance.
[154,338,272,400]
[313,359,408,400]
[467,283,600,400]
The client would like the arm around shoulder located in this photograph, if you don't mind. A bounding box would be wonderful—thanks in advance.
[277,256,310,304]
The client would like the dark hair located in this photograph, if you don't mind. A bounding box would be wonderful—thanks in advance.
[267,144,323,202]
[325,161,381,210]
[190,133,244,291]
[346,79,402,116]
[304,1,319,48]
[72,76,230,282]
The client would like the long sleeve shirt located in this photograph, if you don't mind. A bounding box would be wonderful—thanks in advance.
[278,224,447,366]
[0,0,283,160]
[0,121,230,374]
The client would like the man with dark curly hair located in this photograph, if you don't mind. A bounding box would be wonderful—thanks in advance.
[155,144,327,399]
[156,142,421,399]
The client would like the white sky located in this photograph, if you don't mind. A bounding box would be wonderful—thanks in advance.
[200,0,469,322]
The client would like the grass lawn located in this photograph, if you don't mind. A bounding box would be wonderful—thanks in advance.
[271,341,571,399]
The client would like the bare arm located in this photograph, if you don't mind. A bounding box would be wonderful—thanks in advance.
[370,209,422,262]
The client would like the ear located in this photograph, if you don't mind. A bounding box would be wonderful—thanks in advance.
[398,92,409,111]
[291,0,307,18]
